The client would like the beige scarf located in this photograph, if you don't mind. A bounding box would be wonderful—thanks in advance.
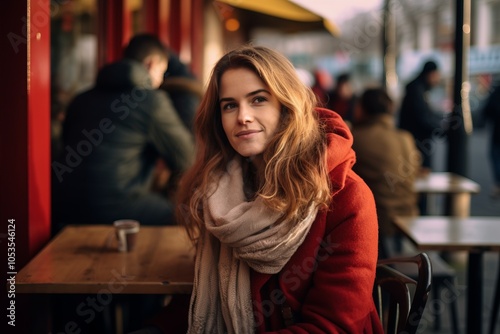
[187,159,318,334]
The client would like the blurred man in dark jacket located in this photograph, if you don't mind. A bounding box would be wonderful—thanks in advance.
[52,34,194,231]
[398,60,445,169]
[483,83,500,197]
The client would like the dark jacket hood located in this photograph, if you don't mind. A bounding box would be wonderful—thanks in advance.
[95,59,153,90]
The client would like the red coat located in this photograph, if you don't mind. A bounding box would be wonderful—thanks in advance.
[251,109,383,333]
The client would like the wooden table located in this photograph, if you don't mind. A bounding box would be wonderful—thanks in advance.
[414,172,481,217]
[393,216,500,334]
[16,225,195,294]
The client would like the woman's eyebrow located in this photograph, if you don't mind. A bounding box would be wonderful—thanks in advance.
[219,89,271,103]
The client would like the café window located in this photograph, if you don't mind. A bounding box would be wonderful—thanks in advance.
[51,0,98,157]
[130,0,145,34]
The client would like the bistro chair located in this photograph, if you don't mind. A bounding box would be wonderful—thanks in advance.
[373,253,432,334]
[381,230,460,332]
[390,251,460,333]
[489,255,500,334]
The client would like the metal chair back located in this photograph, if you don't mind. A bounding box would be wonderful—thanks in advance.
[373,253,432,334]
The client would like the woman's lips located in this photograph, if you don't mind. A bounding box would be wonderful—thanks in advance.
[236,130,261,138]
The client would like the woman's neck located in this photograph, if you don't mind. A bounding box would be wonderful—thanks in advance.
[242,156,264,201]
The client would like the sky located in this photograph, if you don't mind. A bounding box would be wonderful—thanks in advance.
[291,0,383,26]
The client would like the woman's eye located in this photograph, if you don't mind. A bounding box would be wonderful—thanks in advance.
[222,103,236,111]
[253,96,267,104]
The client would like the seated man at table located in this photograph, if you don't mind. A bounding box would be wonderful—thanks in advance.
[352,87,422,258]
[52,34,194,232]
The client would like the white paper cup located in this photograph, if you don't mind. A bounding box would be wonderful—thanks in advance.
[113,220,140,252]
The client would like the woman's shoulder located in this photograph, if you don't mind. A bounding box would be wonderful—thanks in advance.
[330,169,374,201]
[344,171,376,213]
[324,170,377,230]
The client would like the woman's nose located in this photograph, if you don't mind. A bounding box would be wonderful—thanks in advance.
[237,104,253,124]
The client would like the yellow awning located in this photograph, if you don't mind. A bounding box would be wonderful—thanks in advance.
[215,0,340,36]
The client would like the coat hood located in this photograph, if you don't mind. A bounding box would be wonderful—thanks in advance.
[317,108,356,193]
[95,59,153,90]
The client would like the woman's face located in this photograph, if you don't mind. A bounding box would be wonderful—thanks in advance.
[219,67,281,166]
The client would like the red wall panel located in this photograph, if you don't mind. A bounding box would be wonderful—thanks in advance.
[28,0,52,259]
[1,0,51,269]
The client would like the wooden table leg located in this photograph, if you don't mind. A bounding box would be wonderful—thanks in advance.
[451,193,471,217]
[467,251,483,334]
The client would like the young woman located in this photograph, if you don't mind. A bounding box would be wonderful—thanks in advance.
[176,45,383,333]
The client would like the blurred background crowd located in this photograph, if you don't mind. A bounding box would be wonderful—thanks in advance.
[49,0,500,177]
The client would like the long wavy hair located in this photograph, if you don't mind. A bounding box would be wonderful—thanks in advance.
[176,45,331,242]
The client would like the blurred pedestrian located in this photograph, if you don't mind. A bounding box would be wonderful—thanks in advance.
[328,73,356,125]
[352,87,421,258]
[482,83,500,198]
[398,60,445,169]
[311,68,334,107]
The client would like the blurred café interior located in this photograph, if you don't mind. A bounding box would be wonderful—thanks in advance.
[2,0,500,333]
